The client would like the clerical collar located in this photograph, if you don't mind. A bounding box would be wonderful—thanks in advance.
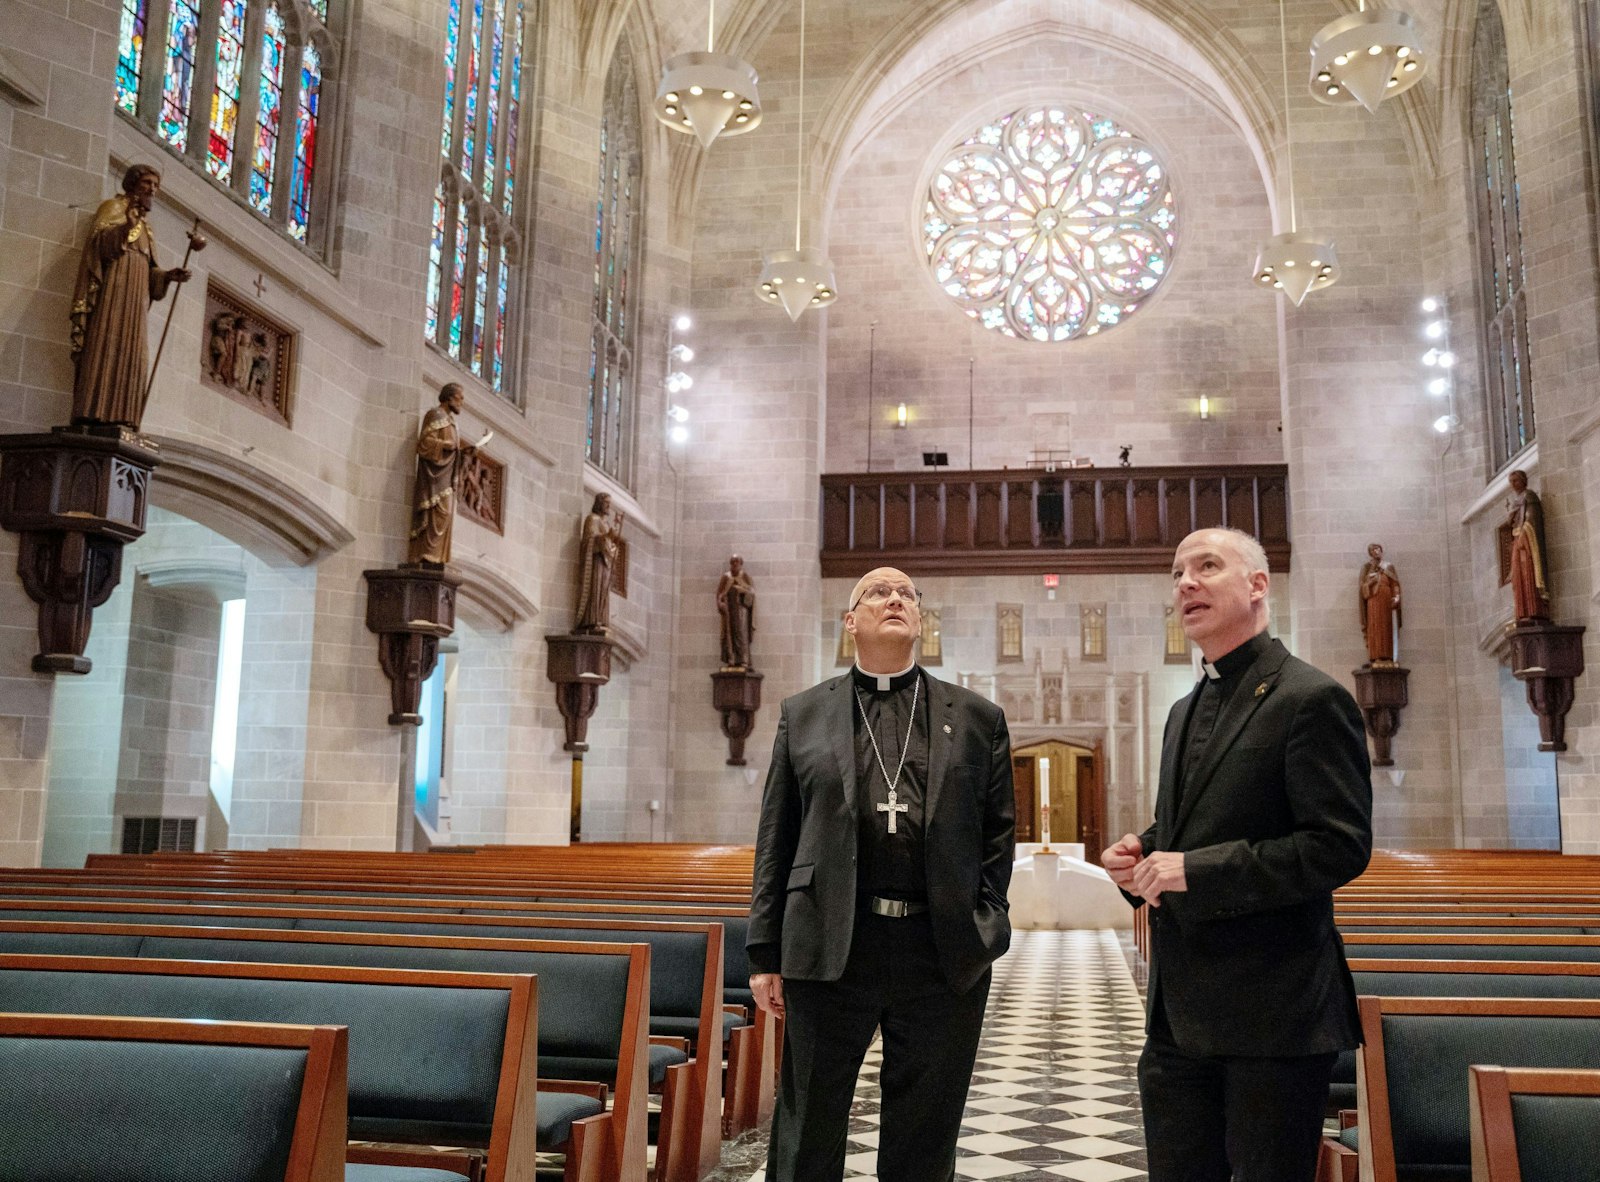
[852,660,919,693]
[1200,630,1273,684]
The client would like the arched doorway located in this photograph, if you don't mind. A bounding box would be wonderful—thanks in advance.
[1011,739,1103,864]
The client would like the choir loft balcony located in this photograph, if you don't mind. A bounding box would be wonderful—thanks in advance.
[819,465,1291,577]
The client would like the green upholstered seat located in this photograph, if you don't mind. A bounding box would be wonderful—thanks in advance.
[0,1033,308,1182]
[345,1167,470,1182]
[533,1090,607,1148]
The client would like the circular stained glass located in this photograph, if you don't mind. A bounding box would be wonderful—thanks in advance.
[922,106,1178,342]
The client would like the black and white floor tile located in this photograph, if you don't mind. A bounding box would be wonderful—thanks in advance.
[728,929,1150,1181]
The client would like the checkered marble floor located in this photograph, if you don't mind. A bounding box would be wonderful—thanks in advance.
[731,929,1150,1181]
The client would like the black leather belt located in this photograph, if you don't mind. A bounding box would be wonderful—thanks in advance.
[865,896,928,918]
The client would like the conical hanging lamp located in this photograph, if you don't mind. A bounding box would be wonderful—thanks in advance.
[1253,0,1340,306]
[1310,2,1428,115]
[756,0,837,320]
[654,0,762,149]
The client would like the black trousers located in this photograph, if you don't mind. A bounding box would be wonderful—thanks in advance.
[764,912,990,1182]
[1137,1006,1337,1182]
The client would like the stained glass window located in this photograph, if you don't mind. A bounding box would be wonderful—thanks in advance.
[426,0,526,397]
[997,605,1024,662]
[117,0,339,251]
[250,3,286,213]
[288,41,320,241]
[116,0,149,114]
[1471,0,1534,470]
[1164,605,1191,664]
[206,0,247,180]
[586,42,641,485]
[1080,604,1107,661]
[923,105,1178,343]
[158,0,202,149]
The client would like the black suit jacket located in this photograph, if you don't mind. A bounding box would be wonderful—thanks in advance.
[1134,637,1372,1057]
[747,671,1015,994]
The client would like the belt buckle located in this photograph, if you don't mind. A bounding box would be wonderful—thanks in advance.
[870,897,909,918]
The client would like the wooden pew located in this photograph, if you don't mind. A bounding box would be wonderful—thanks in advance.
[1350,996,1600,1182]
[0,1012,347,1182]
[0,902,724,1179]
[0,954,579,1182]
[0,924,660,1177]
[0,882,774,1138]
[1468,1066,1600,1182]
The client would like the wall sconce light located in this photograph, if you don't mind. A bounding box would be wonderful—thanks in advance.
[895,402,908,428]
[1198,394,1211,421]
[667,404,690,445]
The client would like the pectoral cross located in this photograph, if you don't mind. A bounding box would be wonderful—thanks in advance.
[877,787,909,834]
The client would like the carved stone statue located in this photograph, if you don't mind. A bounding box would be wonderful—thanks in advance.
[1506,469,1551,622]
[407,383,473,566]
[717,554,756,669]
[575,493,623,634]
[1358,542,1402,666]
[69,163,192,429]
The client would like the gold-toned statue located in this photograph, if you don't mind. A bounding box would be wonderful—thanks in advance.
[69,164,194,428]
[575,493,624,633]
[717,554,756,669]
[407,383,481,566]
[1358,542,1402,666]
[1505,469,1550,622]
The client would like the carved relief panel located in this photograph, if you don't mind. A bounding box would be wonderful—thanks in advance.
[455,449,505,535]
[200,282,295,426]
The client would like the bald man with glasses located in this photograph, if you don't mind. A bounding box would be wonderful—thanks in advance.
[749,566,1016,1182]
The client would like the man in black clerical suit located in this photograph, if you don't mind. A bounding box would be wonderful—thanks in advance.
[748,566,1015,1182]
[1103,528,1372,1182]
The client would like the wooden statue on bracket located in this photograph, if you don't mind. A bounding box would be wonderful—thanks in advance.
[69,164,197,429]
[575,493,625,634]
[407,382,487,566]
[717,554,756,670]
[1504,469,1550,622]
[1358,542,1402,666]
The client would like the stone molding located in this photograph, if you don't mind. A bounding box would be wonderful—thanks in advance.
[583,463,663,539]
[146,434,355,566]
[450,558,540,633]
[137,558,248,602]
[0,46,45,106]
[1458,443,1538,525]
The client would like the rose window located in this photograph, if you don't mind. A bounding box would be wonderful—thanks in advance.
[922,106,1178,342]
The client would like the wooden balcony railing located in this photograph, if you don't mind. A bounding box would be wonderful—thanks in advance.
[820,465,1291,577]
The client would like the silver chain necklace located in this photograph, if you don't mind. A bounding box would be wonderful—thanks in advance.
[855,675,920,834]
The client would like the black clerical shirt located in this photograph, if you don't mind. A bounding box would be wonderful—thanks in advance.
[851,663,930,904]
[1179,630,1275,805]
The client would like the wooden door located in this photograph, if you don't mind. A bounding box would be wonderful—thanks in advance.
[1012,756,1036,843]
[1076,753,1103,864]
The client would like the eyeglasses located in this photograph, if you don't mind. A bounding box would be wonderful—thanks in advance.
[851,582,923,611]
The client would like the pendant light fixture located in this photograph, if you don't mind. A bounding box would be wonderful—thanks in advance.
[756,0,837,320]
[654,0,762,149]
[1253,0,1340,306]
[1311,1,1428,115]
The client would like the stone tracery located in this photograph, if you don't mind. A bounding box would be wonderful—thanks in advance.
[923,105,1177,342]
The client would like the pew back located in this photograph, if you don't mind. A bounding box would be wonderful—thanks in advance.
[0,1012,346,1182]
[0,954,545,1182]
[1356,997,1600,1182]
[1468,1066,1600,1182]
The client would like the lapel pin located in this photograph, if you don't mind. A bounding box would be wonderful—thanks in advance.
[1254,682,1268,697]
[943,723,952,734]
